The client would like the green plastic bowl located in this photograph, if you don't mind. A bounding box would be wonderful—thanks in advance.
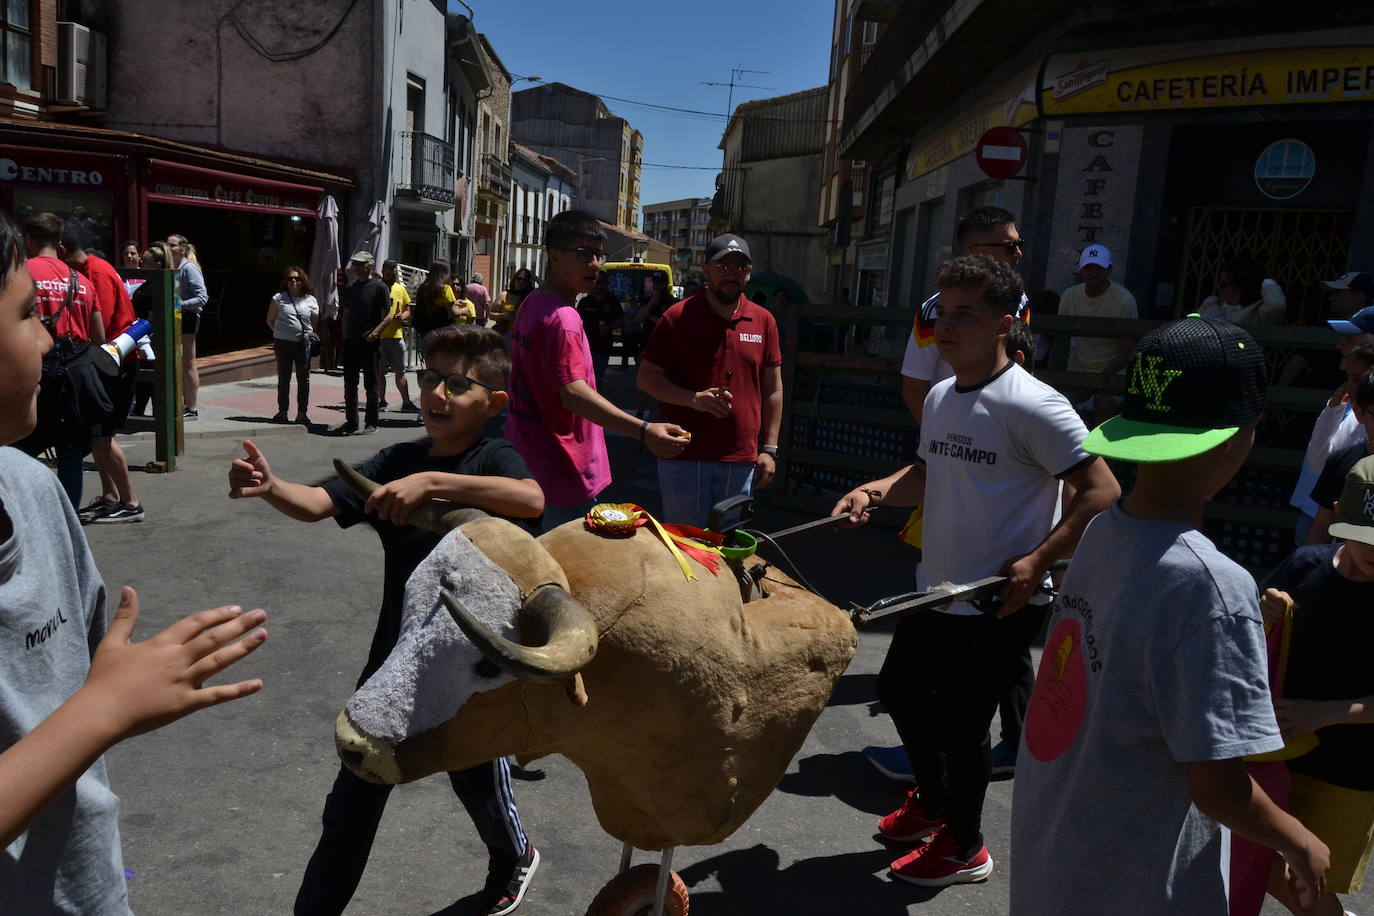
[718,530,758,561]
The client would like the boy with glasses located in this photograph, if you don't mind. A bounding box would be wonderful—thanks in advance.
[505,210,690,531]
[228,324,545,916]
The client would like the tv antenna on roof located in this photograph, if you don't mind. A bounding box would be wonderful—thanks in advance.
[701,65,775,120]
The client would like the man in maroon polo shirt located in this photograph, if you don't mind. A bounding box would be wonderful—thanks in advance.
[638,234,783,526]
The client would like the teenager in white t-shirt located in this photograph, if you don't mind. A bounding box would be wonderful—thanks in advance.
[871,207,1032,785]
[834,255,1120,889]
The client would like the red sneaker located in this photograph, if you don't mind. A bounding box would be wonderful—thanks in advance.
[890,830,993,886]
[877,789,946,842]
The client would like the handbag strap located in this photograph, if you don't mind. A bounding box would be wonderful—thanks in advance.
[286,292,313,337]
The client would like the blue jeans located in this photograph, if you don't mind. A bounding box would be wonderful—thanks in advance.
[656,460,755,529]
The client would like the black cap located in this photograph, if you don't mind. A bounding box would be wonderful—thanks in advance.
[705,234,751,263]
[1084,316,1267,462]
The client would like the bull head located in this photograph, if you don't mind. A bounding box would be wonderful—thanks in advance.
[330,460,596,783]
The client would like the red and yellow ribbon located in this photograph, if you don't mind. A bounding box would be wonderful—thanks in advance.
[585,503,725,580]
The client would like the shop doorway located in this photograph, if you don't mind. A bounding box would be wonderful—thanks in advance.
[1176,205,1354,326]
[148,203,316,355]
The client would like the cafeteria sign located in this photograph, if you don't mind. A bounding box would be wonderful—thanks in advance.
[1041,44,1374,115]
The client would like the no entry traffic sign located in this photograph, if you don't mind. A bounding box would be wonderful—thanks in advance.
[975,126,1028,180]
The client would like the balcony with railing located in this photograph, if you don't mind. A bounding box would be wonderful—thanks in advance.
[482,152,513,198]
[394,131,455,211]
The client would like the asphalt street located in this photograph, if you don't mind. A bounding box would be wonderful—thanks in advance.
[71,365,1370,916]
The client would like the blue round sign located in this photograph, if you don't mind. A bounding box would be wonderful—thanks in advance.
[1254,139,1315,201]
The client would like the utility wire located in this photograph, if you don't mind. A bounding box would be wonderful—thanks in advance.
[509,75,838,125]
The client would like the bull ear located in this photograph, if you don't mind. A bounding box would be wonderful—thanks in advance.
[441,583,597,683]
[332,459,488,532]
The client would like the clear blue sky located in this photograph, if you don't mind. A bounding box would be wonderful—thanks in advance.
[455,0,835,212]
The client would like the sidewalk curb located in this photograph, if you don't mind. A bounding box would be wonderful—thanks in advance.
[123,424,309,443]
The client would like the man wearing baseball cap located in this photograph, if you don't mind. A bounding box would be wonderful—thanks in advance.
[1285,287,1374,543]
[1058,244,1138,423]
[638,233,783,526]
[1011,316,1330,914]
[1321,270,1374,322]
[338,250,389,434]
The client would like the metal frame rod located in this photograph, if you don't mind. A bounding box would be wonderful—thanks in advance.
[651,846,675,916]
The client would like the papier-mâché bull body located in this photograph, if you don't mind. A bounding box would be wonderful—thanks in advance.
[331,465,856,851]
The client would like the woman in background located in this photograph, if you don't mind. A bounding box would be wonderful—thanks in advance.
[129,242,170,416]
[166,233,208,419]
[406,260,458,356]
[492,268,536,335]
[265,267,319,426]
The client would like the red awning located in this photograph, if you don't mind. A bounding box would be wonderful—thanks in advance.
[143,158,323,217]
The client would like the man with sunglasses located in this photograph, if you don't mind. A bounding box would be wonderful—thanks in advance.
[637,234,783,527]
[901,207,1028,422]
[505,210,691,531]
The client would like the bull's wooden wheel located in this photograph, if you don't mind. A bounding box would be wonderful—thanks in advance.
[585,863,689,916]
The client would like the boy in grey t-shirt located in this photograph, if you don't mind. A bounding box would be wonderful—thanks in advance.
[1010,317,1330,914]
[0,211,268,913]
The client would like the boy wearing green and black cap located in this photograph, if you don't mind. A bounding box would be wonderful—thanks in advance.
[1010,316,1331,914]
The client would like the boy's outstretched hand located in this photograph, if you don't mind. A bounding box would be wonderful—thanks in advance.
[228,439,273,499]
[84,587,268,739]
[643,422,693,459]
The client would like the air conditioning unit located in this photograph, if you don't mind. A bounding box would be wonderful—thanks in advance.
[56,22,107,109]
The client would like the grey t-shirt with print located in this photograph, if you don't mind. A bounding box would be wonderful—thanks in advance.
[1010,503,1281,915]
[0,447,129,915]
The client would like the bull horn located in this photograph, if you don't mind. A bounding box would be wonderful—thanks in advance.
[332,459,488,533]
[441,583,597,683]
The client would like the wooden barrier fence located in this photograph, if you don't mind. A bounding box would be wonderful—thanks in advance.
[772,303,1343,574]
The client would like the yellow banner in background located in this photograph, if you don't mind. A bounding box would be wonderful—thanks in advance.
[906,100,1038,182]
[1041,46,1374,116]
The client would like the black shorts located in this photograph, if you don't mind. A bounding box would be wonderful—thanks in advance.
[182,309,202,335]
[98,366,137,436]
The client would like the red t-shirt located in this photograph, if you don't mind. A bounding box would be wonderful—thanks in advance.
[76,254,136,340]
[28,255,97,342]
[643,292,782,463]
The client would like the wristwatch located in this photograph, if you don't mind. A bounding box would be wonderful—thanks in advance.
[760,445,779,456]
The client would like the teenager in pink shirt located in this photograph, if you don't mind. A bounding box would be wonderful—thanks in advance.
[505,210,689,530]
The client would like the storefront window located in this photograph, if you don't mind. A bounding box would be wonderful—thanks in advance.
[13,189,114,255]
[2,0,31,90]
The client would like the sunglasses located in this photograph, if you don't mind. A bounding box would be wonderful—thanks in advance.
[969,239,1025,255]
[287,276,303,282]
[552,246,608,265]
[713,262,751,276]
[415,369,496,397]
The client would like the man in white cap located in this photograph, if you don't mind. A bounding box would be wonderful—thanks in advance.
[1321,270,1374,322]
[1059,244,1137,424]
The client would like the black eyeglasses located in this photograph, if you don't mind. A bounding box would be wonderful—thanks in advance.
[969,239,1025,255]
[551,246,608,265]
[286,276,304,283]
[415,369,497,397]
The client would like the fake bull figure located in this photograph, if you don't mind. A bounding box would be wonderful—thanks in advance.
[331,462,857,852]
